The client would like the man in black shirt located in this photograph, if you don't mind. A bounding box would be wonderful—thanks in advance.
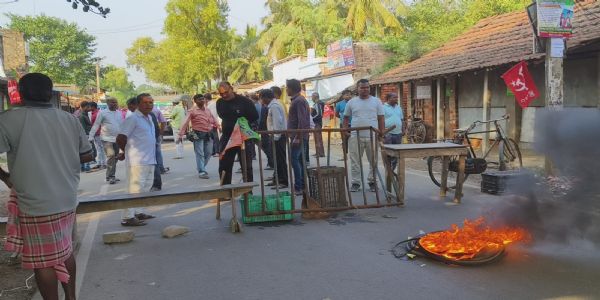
[216,82,259,185]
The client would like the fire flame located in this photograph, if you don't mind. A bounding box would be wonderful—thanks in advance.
[418,217,530,261]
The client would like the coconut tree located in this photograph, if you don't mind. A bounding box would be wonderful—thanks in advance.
[227,25,271,83]
[259,0,344,60]
[343,0,405,38]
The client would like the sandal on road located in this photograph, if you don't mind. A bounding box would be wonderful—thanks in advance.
[121,218,147,227]
[135,213,156,220]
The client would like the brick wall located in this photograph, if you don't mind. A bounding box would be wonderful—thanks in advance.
[353,42,392,80]
[380,83,398,100]
[422,98,435,142]
[0,30,27,74]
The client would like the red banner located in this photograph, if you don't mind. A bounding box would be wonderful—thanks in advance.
[501,61,540,109]
[8,80,22,105]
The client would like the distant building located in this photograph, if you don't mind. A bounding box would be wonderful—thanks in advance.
[0,29,28,111]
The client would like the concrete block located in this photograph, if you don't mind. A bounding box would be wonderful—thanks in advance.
[162,225,190,238]
[103,230,135,244]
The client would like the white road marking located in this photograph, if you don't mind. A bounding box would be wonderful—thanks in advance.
[75,183,109,296]
[75,213,100,296]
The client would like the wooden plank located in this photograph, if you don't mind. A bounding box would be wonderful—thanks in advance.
[454,155,466,203]
[397,158,405,203]
[390,147,468,159]
[76,183,256,214]
[440,156,449,197]
[383,142,466,151]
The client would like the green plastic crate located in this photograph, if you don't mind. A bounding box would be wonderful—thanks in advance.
[239,192,294,224]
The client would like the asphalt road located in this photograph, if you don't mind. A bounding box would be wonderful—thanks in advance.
[36,141,600,300]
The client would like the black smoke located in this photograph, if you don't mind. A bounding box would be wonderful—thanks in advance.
[486,108,600,245]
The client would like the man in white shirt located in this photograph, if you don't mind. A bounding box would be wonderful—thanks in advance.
[116,95,157,226]
[205,93,221,157]
[89,97,123,184]
[343,79,385,192]
[260,89,288,188]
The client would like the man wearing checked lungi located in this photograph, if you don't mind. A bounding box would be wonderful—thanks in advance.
[0,73,94,300]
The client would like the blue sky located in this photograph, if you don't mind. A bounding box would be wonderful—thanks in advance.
[0,0,268,85]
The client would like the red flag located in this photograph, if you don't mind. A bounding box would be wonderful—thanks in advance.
[323,104,334,118]
[8,80,22,105]
[501,61,540,109]
[220,123,243,160]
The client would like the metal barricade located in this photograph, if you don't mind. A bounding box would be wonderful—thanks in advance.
[236,126,403,220]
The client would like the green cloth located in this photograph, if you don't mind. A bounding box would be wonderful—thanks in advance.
[237,117,260,141]
[170,105,186,131]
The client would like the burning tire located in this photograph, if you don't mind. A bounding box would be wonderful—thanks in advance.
[392,218,529,266]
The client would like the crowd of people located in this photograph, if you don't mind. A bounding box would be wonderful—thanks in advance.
[0,74,405,299]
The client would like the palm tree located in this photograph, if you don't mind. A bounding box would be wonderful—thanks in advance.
[227,25,271,83]
[344,0,405,38]
[259,0,344,60]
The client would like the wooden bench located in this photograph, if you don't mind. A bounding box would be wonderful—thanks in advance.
[76,182,255,214]
[1,183,256,234]
[382,142,469,204]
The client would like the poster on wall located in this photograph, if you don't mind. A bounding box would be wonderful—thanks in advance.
[537,0,575,38]
[327,37,355,72]
[415,85,431,100]
[501,61,540,109]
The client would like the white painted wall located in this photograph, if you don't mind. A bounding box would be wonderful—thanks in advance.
[520,107,538,143]
[272,57,304,87]
[311,73,354,100]
[458,107,508,139]
[272,57,323,87]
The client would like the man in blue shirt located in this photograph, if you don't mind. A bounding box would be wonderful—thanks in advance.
[335,89,353,155]
[383,92,405,169]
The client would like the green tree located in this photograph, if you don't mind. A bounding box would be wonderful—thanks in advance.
[101,65,135,106]
[375,0,531,72]
[226,25,271,83]
[6,14,98,89]
[135,84,171,96]
[259,0,344,60]
[343,0,405,39]
[126,0,231,92]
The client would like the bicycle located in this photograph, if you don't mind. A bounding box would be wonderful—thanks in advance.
[406,115,426,144]
[427,114,523,189]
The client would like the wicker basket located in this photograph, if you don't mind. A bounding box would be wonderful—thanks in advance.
[307,167,348,208]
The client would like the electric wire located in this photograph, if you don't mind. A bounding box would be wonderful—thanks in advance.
[89,24,163,35]
[88,18,164,34]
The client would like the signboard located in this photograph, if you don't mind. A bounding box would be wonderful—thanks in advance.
[501,61,540,109]
[537,0,574,38]
[415,85,431,100]
[327,37,355,72]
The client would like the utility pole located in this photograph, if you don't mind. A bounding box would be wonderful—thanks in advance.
[544,37,565,174]
[482,69,492,155]
[545,38,564,110]
[96,61,101,98]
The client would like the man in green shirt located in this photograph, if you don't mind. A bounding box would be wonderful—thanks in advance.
[170,100,186,159]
